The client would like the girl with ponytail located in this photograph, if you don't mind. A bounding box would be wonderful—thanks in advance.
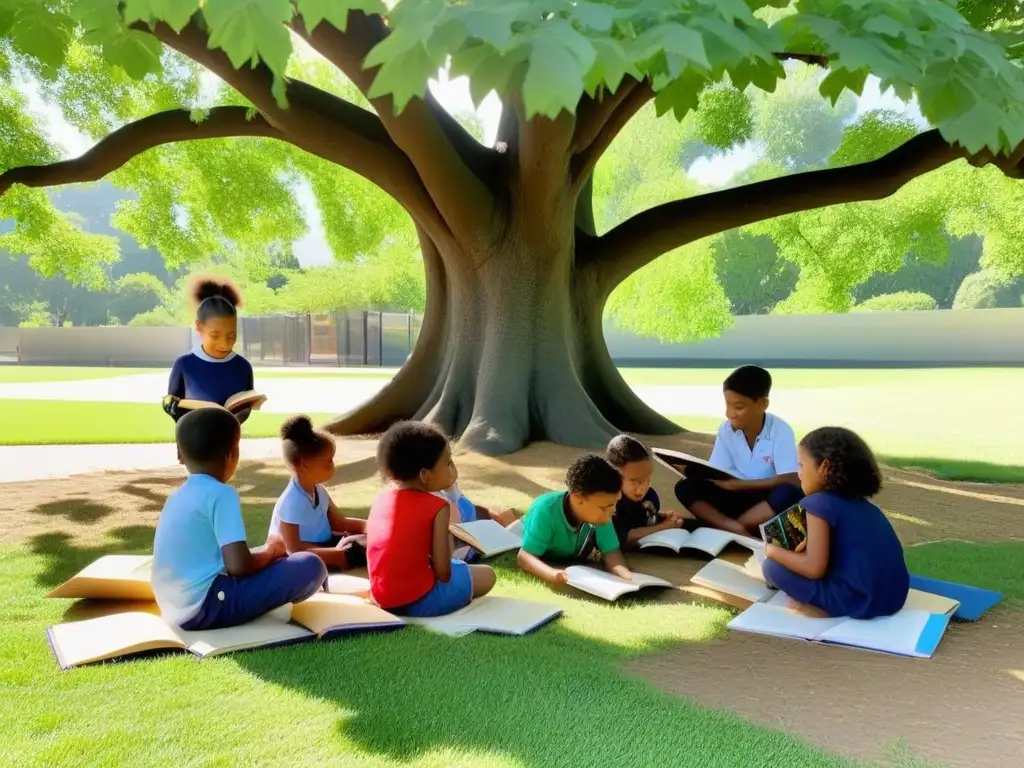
[163,275,258,424]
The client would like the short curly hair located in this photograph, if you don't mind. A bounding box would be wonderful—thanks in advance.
[800,427,882,499]
[606,434,650,468]
[566,454,623,496]
[376,420,450,482]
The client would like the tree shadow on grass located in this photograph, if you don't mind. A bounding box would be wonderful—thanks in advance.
[32,498,114,524]
[28,526,155,588]
[905,539,1024,605]
[233,621,850,768]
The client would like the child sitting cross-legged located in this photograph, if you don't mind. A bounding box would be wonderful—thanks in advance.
[366,421,496,617]
[606,434,686,549]
[517,454,634,586]
[268,415,367,571]
[762,427,910,620]
[152,408,327,631]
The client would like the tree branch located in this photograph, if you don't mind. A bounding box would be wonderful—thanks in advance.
[0,108,276,197]
[590,129,968,290]
[293,12,496,238]
[775,51,829,67]
[571,81,638,154]
[571,81,654,190]
[147,20,448,243]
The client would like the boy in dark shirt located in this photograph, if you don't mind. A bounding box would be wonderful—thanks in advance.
[606,435,685,549]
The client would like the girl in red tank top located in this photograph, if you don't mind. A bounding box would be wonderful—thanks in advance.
[366,422,496,616]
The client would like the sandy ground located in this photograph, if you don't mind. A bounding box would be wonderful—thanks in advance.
[3,433,1022,767]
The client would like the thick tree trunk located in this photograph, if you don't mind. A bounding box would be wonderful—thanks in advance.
[325,216,684,455]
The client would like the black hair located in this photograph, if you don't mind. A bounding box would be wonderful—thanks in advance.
[176,408,241,471]
[376,420,450,482]
[723,365,772,400]
[606,434,650,468]
[800,427,882,499]
[280,415,334,466]
[566,454,624,496]
[188,274,244,325]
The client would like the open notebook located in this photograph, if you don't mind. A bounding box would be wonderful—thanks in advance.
[404,596,562,637]
[449,519,522,557]
[564,565,671,601]
[638,527,763,557]
[47,555,372,602]
[728,592,954,658]
[46,592,404,669]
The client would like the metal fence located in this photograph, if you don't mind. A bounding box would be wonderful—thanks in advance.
[241,311,422,367]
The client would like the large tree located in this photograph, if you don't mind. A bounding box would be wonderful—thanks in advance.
[3,2,1024,454]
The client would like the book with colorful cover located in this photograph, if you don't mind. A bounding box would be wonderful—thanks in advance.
[759,503,808,551]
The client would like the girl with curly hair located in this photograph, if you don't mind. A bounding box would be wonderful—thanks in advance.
[762,426,910,619]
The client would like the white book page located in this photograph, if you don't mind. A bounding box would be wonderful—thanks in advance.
[565,566,639,600]
[177,606,311,657]
[411,596,561,636]
[637,528,693,552]
[902,588,959,616]
[817,609,932,657]
[326,573,371,596]
[688,528,764,556]
[691,559,776,603]
[50,612,183,668]
[728,602,845,641]
[451,519,523,554]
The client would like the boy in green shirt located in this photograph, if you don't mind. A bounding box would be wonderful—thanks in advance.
[517,454,634,586]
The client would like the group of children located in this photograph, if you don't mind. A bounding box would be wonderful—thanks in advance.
[151,275,911,633]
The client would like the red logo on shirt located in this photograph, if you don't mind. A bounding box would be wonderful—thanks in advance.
[763,456,772,463]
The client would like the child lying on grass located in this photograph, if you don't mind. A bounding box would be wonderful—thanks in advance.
[517,454,633,586]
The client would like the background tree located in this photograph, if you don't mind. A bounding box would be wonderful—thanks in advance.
[3,2,1024,455]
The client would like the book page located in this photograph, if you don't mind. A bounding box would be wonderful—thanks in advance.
[817,609,934,657]
[728,602,844,641]
[289,592,403,636]
[688,528,763,556]
[49,612,183,668]
[176,399,220,410]
[691,559,776,603]
[564,565,638,600]
[46,555,155,600]
[903,588,960,616]
[325,573,371,596]
[637,528,693,552]
[177,609,312,658]
[224,390,267,411]
[450,519,523,555]
[408,596,562,636]
[629,571,672,589]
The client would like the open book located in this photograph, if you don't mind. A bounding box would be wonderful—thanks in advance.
[651,447,737,481]
[691,558,778,603]
[48,555,372,602]
[638,527,764,557]
[564,565,671,601]
[404,596,562,637]
[177,390,267,415]
[46,592,404,669]
[728,593,953,658]
[759,503,808,551]
[449,519,522,557]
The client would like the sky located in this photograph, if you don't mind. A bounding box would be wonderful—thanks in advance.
[21,66,918,268]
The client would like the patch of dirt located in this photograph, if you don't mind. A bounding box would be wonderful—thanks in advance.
[5,432,1023,767]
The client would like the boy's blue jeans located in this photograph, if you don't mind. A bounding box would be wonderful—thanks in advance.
[180,552,327,631]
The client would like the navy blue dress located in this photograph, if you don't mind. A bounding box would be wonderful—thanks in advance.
[166,349,255,422]
[762,491,909,619]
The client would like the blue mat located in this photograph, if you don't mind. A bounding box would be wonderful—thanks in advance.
[910,574,1003,621]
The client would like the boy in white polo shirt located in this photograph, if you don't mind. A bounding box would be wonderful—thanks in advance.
[674,365,804,537]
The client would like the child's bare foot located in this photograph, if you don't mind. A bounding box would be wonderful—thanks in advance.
[494,508,520,527]
[785,598,830,619]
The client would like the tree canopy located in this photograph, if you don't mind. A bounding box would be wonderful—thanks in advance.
[4,1,1024,454]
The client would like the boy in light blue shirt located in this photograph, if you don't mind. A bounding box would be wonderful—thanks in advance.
[152,408,326,630]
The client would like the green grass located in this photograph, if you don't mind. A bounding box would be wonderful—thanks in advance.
[0,366,161,383]
[905,540,1024,605]
[0,400,335,445]
[621,366,1024,389]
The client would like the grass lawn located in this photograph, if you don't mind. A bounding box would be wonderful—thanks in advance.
[0,400,335,445]
[0,366,161,383]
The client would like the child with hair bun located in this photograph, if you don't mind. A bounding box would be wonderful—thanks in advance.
[163,274,256,423]
[268,415,367,570]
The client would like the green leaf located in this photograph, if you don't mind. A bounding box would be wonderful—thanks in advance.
[521,21,596,118]
[571,1,614,32]
[70,0,122,32]
[123,0,202,32]
[363,0,444,68]
[203,0,294,104]
[862,14,904,39]
[101,30,164,79]
[918,62,977,126]
[459,2,529,49]
[7,3,74,72]
[584,38,636,95]
[818,67,869,104]
[367,44,438,113]
[296,0,385,33]
[450,44,526,106]
[631,23,711,72]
